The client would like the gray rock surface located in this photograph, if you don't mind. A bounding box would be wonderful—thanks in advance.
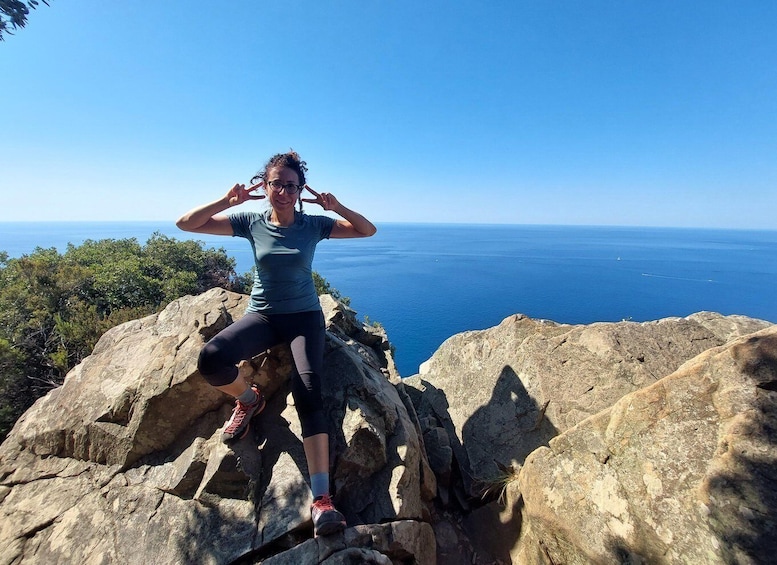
[261,521,435,565]
[511,325,777,565]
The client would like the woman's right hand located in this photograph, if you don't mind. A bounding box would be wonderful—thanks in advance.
[227,182,266,206]
[177,181,265,234]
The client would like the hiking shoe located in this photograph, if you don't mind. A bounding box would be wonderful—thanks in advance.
[221,385,265,443]
[311,494,346,537]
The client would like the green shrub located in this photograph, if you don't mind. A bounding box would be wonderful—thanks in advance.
[0,233,250,440]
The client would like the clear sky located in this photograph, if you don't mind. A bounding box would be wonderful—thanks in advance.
[1,1,775,228]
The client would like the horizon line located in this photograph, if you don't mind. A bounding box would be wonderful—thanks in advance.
[1,219,775,233]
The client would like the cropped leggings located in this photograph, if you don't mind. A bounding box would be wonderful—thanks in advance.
[197,309,327,438]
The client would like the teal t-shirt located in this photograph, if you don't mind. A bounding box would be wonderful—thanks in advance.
[229,210,335,313]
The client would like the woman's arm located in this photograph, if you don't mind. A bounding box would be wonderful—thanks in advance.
[176,183,264,235]
[302,185,377,239]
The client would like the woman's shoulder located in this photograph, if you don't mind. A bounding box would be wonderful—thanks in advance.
[229,209,269,236]
[296,212,335,239]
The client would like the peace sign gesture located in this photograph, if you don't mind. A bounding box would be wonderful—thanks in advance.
[301,184,341,212]
[227,182,266,207]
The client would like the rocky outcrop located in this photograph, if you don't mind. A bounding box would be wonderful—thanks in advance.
[403,312,771,499]
[1,286,774,564]
[0,288,434,564]
[401,312,773,563]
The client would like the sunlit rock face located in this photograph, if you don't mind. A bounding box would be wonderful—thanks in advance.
[1,288,773,565]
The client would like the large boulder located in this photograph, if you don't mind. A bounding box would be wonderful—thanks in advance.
[0,288,435,565]
[511,325,777,564]
[404,312,772,499]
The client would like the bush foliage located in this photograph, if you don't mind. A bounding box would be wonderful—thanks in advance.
[0,233,328,440]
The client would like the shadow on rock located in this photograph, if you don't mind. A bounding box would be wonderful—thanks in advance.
[171,499,260,565]
[706,333,777,563]
[463,365,559,496]
[460,365,557,564]
[404,364,559,564]
[248,380,316,549]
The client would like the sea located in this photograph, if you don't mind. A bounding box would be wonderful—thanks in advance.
[2,222,776,377]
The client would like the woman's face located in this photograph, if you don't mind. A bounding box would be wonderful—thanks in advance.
[264,166,301,212]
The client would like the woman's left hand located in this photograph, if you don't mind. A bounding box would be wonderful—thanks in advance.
[302,184,377,238]
[302,185,341,212]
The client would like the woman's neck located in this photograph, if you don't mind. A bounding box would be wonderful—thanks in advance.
[269,208,296,227]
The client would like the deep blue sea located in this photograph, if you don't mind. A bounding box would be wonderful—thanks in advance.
[2,222,776,377]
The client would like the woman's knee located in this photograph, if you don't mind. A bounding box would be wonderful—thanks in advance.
[197,342,236,386]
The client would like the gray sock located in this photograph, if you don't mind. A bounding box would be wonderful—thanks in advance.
[237,387,258,405]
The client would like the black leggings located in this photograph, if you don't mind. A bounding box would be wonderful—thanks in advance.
[197,310,327,438]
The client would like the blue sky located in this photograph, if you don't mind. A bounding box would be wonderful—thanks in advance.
[2,1,775,228]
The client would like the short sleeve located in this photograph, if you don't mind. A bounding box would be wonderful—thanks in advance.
[311,214,336,240]
[229,211,258,239]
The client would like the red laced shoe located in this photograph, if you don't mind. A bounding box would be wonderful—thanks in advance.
[221,385,265,443]
[311,494,346,537]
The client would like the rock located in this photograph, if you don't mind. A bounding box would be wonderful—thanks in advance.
[258,521,435,564]
[405,312,773,499]
[2,289,772,564]
[511,326,777,564]
[319,294,400,382]
[0,289,434,564]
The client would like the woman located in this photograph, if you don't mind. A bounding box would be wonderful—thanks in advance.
[176,151,376,537]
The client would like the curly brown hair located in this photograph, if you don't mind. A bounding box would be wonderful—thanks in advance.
[251,150,308,186]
